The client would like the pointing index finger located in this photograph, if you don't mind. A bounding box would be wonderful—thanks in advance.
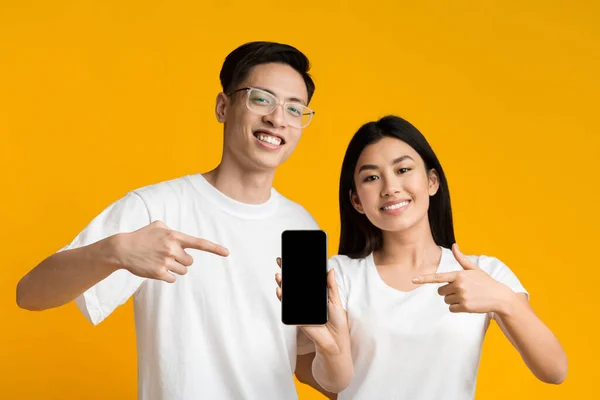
[175,232,230,257]
[412,271,457,284]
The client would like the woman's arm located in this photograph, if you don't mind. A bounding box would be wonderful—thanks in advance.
[276,261,354,393]
[414,244,568,384]
[495,293,568,384]
[295,353,338,399]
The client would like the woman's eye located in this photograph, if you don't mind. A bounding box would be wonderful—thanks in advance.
[398,168,410,174]
[364,175,379,182]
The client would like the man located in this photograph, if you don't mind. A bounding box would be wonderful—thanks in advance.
[17,41,335,399]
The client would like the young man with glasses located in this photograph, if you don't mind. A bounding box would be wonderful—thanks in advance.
[16,41,343,399]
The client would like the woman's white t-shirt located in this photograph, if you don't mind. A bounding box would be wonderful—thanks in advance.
[330,246,527,400]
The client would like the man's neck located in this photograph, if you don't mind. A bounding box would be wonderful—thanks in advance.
[202,161,275,205]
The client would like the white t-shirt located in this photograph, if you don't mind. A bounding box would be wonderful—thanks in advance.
[330,246,528,400]
[62,174,319,400]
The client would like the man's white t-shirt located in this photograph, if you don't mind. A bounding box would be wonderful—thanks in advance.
[62,174,318,400]
[330,246,528,400]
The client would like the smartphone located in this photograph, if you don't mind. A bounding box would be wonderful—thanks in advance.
[281,229,328,325]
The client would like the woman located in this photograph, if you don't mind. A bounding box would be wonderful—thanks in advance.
[276,115,567,399]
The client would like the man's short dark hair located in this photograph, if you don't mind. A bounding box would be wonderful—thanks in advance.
[220,41,315,104]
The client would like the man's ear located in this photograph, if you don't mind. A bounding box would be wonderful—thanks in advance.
[215,92,228,123]
[350,189,365,214]
[428,169,440,196]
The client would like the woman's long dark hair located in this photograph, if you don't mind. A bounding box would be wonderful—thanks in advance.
[338,115,455,258]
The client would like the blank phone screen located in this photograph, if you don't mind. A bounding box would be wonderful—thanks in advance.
[281,230,328,325]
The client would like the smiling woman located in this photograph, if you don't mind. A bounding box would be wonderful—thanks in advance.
[290,115,569,400]
[339,117,455,259]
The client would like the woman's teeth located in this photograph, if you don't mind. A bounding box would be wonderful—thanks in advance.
[382,201,409,211]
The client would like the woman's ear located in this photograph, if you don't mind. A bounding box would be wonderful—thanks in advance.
[428,169,440,196]
[350,189,365,214]
[215,92,228,123]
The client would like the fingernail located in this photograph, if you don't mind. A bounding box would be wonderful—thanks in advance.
[412,277,420,283]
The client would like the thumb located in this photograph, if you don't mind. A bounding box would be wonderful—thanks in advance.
[452,243,479,270]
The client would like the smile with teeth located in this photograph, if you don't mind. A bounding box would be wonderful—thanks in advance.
[381,201,410,211]
[255,133,282,146]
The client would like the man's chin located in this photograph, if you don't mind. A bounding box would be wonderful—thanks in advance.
[247,155,285,172]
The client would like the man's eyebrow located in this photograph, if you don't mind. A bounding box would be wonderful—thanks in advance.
[254,86,307,105]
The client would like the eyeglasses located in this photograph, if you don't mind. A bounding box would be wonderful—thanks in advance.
[227,87,315,129]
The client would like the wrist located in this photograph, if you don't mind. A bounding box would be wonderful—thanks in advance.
[313,342,354,393]
[315,336,351,358]
[316,342,342,357]
[494,288,521,318]
[99,233,128,273]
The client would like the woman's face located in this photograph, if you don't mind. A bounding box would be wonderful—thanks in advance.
[352,137,439,234]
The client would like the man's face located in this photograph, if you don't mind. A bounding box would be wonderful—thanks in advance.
[216,62,311,172]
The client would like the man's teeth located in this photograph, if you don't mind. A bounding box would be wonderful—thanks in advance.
[257,134,282,146]
[382,201,410,211]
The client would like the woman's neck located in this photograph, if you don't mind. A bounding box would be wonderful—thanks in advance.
[374,217,441,271]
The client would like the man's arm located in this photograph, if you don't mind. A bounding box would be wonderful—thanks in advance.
[16,234,122,311]
[16,221,229,312]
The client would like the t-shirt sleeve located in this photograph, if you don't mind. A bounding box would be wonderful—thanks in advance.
[60,191,151,325]
[475,254,529,319]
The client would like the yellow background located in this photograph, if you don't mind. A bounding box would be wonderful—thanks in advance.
[1,1,597,399]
